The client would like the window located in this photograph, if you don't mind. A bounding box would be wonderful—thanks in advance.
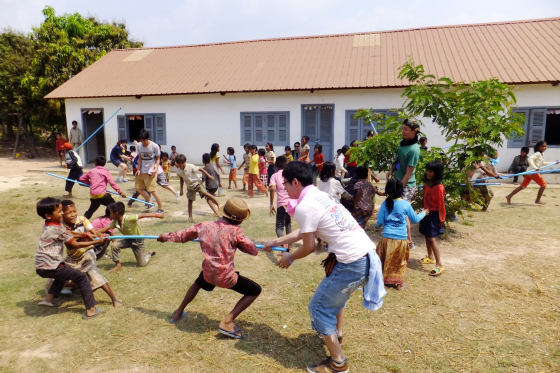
[117,114,167,145]
[345,109,399,145]
[508,108,560,147]
[240,112,289,146]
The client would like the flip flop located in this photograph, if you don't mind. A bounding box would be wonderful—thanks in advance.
[429,267,445,276]
[169,311,186,324]
[219,328,244,339]
[38,301,59,307]
[421,256,436,264]
[82,307,105,320]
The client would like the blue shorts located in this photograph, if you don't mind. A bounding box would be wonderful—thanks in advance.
[112,159,122,167]
[308,255,369,337]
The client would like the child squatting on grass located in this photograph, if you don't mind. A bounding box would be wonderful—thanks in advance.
[157,197,262,339]
[35,197,109,319]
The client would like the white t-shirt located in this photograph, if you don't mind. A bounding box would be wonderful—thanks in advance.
[318,178,346,201]
[137,141,160,174]
[334,153,346,178]
[176,164,201,188]
[295,187,373,264]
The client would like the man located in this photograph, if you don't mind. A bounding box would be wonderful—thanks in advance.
[135,129,164,213]
[387,118,421,249]
[69,120,83,150]
[263,161,385,373]
[293,141,301,161]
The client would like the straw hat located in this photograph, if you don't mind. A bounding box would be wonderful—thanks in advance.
[218,197,251,221]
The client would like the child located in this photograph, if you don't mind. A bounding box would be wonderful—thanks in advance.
[318,161,352,202]
[135,129,164,213]
[61,143,83,199]
[79,156,127,219]
[55,133,66,167]
[284,146,293,162]
[376,178,427,290]
[352,166,382,228]
[155,162,181,202]
[97,202,163,273]
[507,146,529,184]
[35,197,107,319]
[298,136,310,163]
[91,207,114,259]
[506,140,558,205]
[335,145,348,179]
[170,145,178,166]
[247,145,268,198]
[210,143,225,175]
[419,161,446,276]
[202,153,221,202]
[157,197,262,339]
[265,143,277,186]
[310,144,325,186]
[258,148,268,187]
[129,145,137,162]
[419,137,428,150]
[60,200,122,308]
[222,147,238,189]
[269,156,291,243]
[161,152,171,181]
[470,151,500,212]
[175,154,220,223]
[238,144,251,191]
[25,148,35,159]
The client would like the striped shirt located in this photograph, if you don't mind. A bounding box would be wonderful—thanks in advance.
[35,223,75,269]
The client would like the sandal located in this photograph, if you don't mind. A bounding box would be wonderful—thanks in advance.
[219,328,244,339]
[421,256,436,264]
[169,310,186,324]
[429,267,445,276]
[38,301,59,307]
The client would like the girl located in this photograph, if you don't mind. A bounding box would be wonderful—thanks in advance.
[161,152,171,182]
[310,144,325,186]
[318,161,352,202]
[419,161,446,276]
[258,148,268,187]
[298,136,310,163]
[376,178,427,289]
[222,147,238,189]
[352,166,383,228]
[156,159,181,202]
[506,140,558,205]
[210,143,225,175]
[265,143,277,186]
[345,140,358,178]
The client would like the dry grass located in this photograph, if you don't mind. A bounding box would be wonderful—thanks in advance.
[0,171,559,372]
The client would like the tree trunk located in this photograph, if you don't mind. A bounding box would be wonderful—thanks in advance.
[12,114,23,159]
[22,116,40,158]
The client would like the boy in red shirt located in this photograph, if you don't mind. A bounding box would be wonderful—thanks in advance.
[55,133,67,168]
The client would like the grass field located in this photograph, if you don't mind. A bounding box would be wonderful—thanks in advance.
[0,168,559,372]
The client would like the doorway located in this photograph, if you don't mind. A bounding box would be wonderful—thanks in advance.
[302,105,334,161]
[81,109,105,164]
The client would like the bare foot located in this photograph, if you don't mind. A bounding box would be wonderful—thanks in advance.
[113,299,123,309]
[536,201,546,205]
[228,187,231,189]
[109,264,122,274]
[62,194,72,198]
[187,217,194,223]
[246,195,254,199]
[149,250,154,255]
[513,182,519,185]
[505,195,512,205]
[396,283,407,291]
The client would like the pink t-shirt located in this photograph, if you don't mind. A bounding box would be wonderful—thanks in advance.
[269,170,289,208]
[91,216,114,235]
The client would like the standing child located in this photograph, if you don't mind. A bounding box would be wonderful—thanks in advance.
[265,143,277,186]
[298,136,310,163]
[247,145,268,198]
[317,161,352,202]
[284,146,293,162]
[97,202,163,273]
[35,197,108,319]
[61,143,83,199]
[55,133,66,167]
[175,154,220,223]
[222,147,238,189]
[310,144,325,186]
[239,144,251,191]
[269,156,291,244]
[506,140,558,205]
[376,178,427,290]
[210,143,225,175]
[161,152,171,181]
[352,166,382,228]
[170,146,179,166]
[202,153,221,203]
[419,161,446,277]
[258,148,268,187]
[80,156,127,219]
[158,197,262,339]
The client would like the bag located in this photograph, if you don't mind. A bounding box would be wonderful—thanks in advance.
[321,253,338,277]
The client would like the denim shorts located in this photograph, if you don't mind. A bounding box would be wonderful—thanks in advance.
[308,255,369,337]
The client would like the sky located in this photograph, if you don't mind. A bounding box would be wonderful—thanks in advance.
[1,0,559,47]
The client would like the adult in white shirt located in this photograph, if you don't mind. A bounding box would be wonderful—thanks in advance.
[69,120,83,150]
[263,161,385,373]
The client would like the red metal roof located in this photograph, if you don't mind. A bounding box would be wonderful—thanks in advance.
[45,17,560,99]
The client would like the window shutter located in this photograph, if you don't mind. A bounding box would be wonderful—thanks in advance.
[529,109,547,146]
[346,111,359,145]
[242,114,253,144]
[144,115,154,141]
[254,114,264,144]
[319,108,331,143]
[267,114,276,143]
[117,115,127,141]
[278,114,287,143]
[155,114,166,145]
[303,108,317,141]
[508,109,529,148]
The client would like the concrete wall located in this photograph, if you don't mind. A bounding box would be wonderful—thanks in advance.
[65,83,560,172]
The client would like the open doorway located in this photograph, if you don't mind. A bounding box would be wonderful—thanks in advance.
[127,115,145,142]
[81,109,105,164]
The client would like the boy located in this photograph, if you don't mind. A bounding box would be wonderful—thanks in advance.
[60,200,122,308]
[170,145,179,166]
[158,197,262,339]
[269,156,291,244]
[62,143,83,199]
[35,197,108,319]
[247,145,268,198]
[97,202,164,273]
[238,143,251,191]
[284,146,293,162]
[55,133,66,167]
[135,129,164,213]
[175,154,220,223]
[202,153,221,198]
[79,156,127,219]
[25,148,35,159]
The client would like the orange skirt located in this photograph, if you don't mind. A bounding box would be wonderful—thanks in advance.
[229,168,237,181]
[376,237,409,285]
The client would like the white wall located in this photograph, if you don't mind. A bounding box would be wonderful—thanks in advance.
[65,83,560,171]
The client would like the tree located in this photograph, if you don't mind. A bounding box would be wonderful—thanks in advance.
[350,59,525,220]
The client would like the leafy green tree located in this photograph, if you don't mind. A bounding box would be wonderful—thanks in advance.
[350,59,525,220]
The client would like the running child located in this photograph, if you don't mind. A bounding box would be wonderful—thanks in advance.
[506,140,559,205]
[35,197,108,319]
[175,154,220,223]
[247,145,268,198]
[97,202,163,273]
[310,144,324,186]
[202,153,221,201]
[155,153,180,202]
[376,178,427,290]
[61,143,83,199]
[158,197,262,339]
[79,156,127,219]
[269,156,291,244]
[352,166,383,228]
[258,148,268,187]
[419,161,446,276]
[222,147,238,189]
[238,144,251,191]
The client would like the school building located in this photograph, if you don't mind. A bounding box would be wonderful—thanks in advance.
[46,17,560,171]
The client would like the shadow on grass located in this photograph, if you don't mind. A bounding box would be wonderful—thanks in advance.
[134,307,325,369]
[17,297,84,317]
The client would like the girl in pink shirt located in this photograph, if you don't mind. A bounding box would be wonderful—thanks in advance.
[258,148,268,187]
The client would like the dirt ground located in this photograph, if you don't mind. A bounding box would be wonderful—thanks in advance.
[0,157,559,372]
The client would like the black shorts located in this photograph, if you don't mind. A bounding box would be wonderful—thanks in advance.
[194,271,261,296]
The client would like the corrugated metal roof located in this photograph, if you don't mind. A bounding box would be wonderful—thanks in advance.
[45,17,560,99]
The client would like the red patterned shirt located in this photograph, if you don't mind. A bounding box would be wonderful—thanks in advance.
[162,218,258,288]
